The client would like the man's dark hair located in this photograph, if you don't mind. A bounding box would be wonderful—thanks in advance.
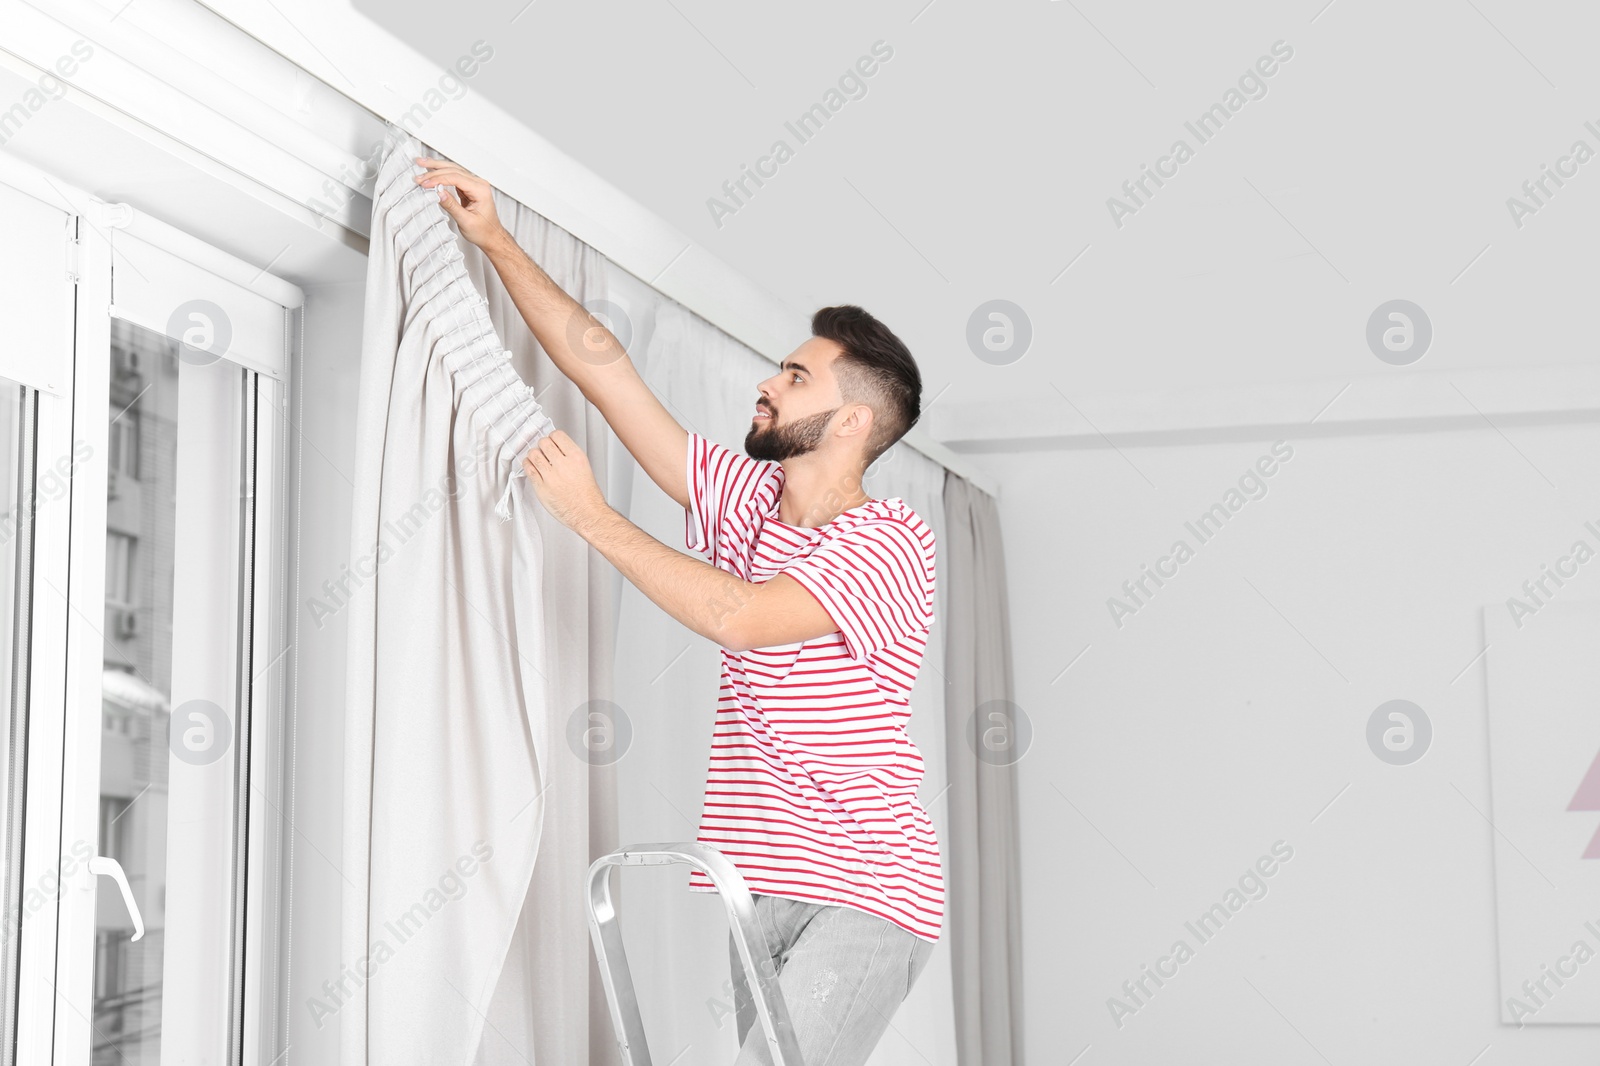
[811,305,921,468]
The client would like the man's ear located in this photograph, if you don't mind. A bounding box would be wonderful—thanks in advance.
[840,403,874,438]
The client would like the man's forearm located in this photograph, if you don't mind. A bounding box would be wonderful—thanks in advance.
[481,228,627,398]
[572,504,757,648]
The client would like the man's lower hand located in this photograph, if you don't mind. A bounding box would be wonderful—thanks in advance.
[523,430,608,531]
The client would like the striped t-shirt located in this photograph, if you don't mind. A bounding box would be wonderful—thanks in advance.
[683,431,944,942]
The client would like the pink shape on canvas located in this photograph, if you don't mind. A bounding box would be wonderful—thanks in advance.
[1570,746,1600,859]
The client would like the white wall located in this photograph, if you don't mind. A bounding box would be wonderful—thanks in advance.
[980,420,1600,1064]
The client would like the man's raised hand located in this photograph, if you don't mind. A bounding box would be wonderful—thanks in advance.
[415,157,505,250]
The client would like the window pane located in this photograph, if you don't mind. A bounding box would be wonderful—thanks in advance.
[96,318,250,1065]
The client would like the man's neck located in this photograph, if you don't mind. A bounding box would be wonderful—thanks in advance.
[776,457,872,528]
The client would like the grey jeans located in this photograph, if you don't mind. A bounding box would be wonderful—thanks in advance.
[728,893,936,1066]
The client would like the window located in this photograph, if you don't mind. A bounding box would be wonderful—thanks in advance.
[107,407,140,481]
[98,796,133,866]
[104,531,135,607]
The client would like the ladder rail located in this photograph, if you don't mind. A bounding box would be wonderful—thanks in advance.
[586,841,805,1066]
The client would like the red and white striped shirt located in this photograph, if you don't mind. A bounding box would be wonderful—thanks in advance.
[683,431,944,942]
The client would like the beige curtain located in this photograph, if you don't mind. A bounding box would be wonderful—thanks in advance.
[941,474,1025,1066]
[457,175,622,1066]
[342,134,564,1065]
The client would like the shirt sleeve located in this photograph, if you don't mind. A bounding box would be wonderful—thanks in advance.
[782,515,936,662]
[684,432,780,559]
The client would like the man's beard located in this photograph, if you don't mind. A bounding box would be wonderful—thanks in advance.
[745,407,839,461]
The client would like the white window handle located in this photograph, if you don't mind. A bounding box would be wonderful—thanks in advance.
[88,856,145,941]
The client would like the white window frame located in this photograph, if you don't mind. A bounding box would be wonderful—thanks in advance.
[0,175,88,1066]
[0,158,298,1066]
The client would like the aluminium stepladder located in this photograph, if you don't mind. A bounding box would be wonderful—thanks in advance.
[587,841,805,1066]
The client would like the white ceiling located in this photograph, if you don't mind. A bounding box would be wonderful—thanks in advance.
[347,0,1600,426]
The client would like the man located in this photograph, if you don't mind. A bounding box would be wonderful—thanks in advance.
[416,157,942,1066]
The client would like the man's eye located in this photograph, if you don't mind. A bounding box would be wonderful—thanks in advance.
[791,372,802,383]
